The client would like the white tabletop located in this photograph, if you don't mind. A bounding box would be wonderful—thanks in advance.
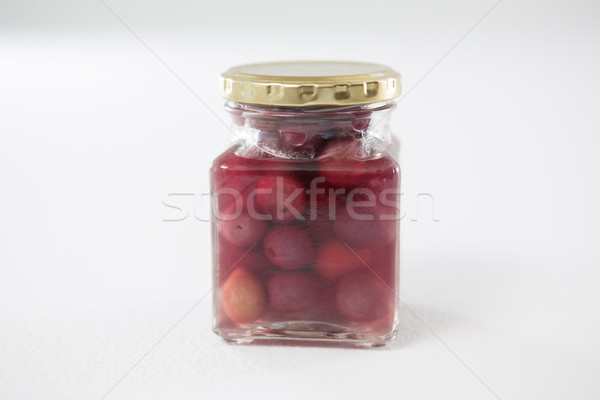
[1,1,599,399]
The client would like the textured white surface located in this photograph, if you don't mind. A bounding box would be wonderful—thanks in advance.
[1,0,600,399]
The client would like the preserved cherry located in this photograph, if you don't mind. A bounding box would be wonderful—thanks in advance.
[221,268,267,324]
[263,225,315,269]
[255,175,306,223]
[335,272,394,322]
[315,239,372,280]
[218,204,268,247]
[267,271,323,313]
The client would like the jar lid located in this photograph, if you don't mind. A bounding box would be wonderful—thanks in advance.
[220,61,401,107]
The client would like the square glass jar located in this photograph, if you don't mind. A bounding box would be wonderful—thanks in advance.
[211,62,401,347]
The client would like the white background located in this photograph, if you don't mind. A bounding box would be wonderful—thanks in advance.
[1,0,600,399]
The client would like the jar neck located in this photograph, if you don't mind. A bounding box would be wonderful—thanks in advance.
[225,101,395,160]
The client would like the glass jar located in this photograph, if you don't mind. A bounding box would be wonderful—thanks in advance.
[210,61,401,347]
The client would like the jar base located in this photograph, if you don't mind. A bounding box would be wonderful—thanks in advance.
[214,320,398,348]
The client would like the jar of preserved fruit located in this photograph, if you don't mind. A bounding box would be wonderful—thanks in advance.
[211,61,401,347]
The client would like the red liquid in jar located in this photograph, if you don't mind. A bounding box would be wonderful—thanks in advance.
[212,132,400,346]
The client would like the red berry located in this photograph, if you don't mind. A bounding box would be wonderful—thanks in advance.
[350,110,371,131]
[335,272,393,321]
[255,175,306,223]
[211,150,264,213]
[318,140,363,187]
[217,241,274,282]
[221,268,266,323]
[304,206,334,240]
[264,225,315,269]
[218,204,267,247]
[315,240,372,280]
[267,271,322,312]
[333,206,397,247]
[257,127,325,159]
[281,123,328,153]
[304,187,343,240]
[325,110,371,136]
[280,128,308,147]
[319,140,398,187]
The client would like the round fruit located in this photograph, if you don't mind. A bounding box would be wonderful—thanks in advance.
[333,207,397,247]
[264,225,315,269]
[315,239,372,280]
[267,271,322,312]
[325,110,371,136]
[255,175,306,223]
[319,140,397,187]
[218,204,267,247]
[304,188,341,240]
[304,205,334,240]
[280,128,308,147]
[318,140,363,187]
[350,110,371,131]
[335,272,393,321]
[221,269,266,323]
[211,151,264,213]
[218,241,274,281]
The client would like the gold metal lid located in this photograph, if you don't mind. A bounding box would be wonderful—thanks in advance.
[220,61,401,107]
